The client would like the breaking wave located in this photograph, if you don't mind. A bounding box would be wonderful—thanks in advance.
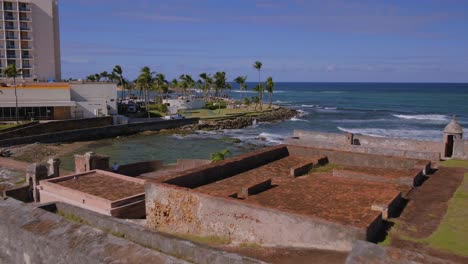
[392,114,449,121]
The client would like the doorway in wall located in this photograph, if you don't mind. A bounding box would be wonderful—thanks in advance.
[445,135,454,158]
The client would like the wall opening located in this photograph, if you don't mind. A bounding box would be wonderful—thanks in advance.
[445,135,454,158]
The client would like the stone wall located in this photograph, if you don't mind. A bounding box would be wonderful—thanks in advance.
[48,202,264,264]
[164,145,289,188]
[288,129,443,164]
[0,199,189,264]
[287,145,430,170]
[0,118,199,147]
[0,117,113,140]
[118,160,165,177]
[0,121,39,133]
[146,183,369,251]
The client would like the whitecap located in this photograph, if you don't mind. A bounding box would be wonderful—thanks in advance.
[258,132,285,144]
[290,117,309,122]
[392,114,449,121]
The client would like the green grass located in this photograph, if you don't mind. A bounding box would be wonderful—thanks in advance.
[172,233,230,246]
[181,108,272,120]
[14,178,26,186]
[57,211,89,225]
[0,123,18,131]
[440,159,468,168]
[423,172,468,256]
[239,242,260,248]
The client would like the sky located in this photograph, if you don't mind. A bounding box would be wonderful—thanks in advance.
[59,0,468,82]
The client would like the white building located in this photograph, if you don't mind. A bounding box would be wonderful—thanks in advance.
[0,82,117,120]
[0,0,61,81]
[163,97,206,114]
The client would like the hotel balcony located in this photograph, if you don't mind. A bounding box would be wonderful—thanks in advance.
[5,26,15,30]
[19,17,30,21]
[7,55,17,59]
[22,54,33,59]
[20,26,31,31]
[6,45,16,49]
[4,16,15,21]
[6,35,17,40]
[21,45,31,50]
[3,6,14,11]
[22,64,32,69]
[19,7,31,12]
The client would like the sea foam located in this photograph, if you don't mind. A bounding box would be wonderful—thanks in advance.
[337,127,442,140]
[392,114,449,121]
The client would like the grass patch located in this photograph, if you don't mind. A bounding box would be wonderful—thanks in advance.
[172,233,230,246]
[440,159,468,168]
[0,123,18,131]
[239,242,260,248]
[422,172,468,256]
[14,178,26,186]
[309,163,343,173]
[57,211,89,225]
[181,108,271,120]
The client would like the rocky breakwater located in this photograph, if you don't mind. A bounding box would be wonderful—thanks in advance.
[186,107,298,130]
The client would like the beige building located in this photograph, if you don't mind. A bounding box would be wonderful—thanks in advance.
[0,82,118,120]
[0,0,61,81]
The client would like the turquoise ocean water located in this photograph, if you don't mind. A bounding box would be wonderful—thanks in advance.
[61,83,468,169]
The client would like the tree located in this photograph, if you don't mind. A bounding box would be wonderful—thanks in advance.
[199,73,213,100]
[265,76,275,108]
[252,96,260,111]
[112,65,125,98]
[86,74,96,82]
[3,64,22,123]
[136,66,155,118]
[213,71,228,113]
[253,61,263,110]
[210,149,231,162]
[234,76,247,100]
[253,84,264,111]
[100,71,109,82]
[154,73,167,103]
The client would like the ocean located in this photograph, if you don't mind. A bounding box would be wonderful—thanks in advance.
[61,82,468,169]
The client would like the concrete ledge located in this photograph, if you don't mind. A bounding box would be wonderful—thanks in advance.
[238,179,272,199]
[0,198,189,264]
[346,240,452,264]
[290,161,314,177]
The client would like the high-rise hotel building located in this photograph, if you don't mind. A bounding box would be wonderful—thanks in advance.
[0,0,61,81]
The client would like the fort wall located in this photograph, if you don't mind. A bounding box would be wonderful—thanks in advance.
[146,182,369,251]
[0,118,199,147]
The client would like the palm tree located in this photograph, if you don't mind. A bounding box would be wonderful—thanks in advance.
[112,65,125,98]
[86,74,96,82]
[253,84,264,111]
[252,96,260,111]
[3,64,22,123]
[100,71,109,82]
[265,76,275,108]
[253,61,263,110]
[94,73,101,82]
[213,71,228,113]
[210,149,231,162]
[154,73,167,103]
[136,66,155,118]
[234,76,247,100]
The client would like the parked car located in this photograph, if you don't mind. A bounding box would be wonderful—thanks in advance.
[163,114,185,120]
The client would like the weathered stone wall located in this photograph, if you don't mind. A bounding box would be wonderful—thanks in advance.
[287,145,430,170]
[0,118,199,147]
[164,145,289,188]
[49,202,264,264]
[0,117,112,140]
[146,183,367,251]
[290,130,443,163]
[0,121,39,133]
[0,199,189,264]
[118,160,165,176]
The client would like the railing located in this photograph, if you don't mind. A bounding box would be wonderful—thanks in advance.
[19,17,30,21]
[19,7,31,12]
[6,36,17,40]
[5,26,15,30]
[22,64,32,69]
[7,46,16,49]
[7,55,16,59]
[5,16,15,20]
[21,36,31,40]
[21,46,31,49]
[22,55,32,59]
[20,27,31,31]
[3,6,14,11]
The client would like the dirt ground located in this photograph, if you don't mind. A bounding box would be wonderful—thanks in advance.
[389,166,468,263]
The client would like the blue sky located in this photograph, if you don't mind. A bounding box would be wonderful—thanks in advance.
[60,0,468,82]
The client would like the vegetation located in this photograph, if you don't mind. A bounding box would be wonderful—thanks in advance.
[172,233,230,246]
[0,123,19,131]
[253,61,264,110]
[57,211,89,225]
[424,172,468,256]
[2,64,22,124]
[265,76,275,108]
[211,149,231,162]
[204,100,227,110]
[234,75,247,100]
[440,159,468,168]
